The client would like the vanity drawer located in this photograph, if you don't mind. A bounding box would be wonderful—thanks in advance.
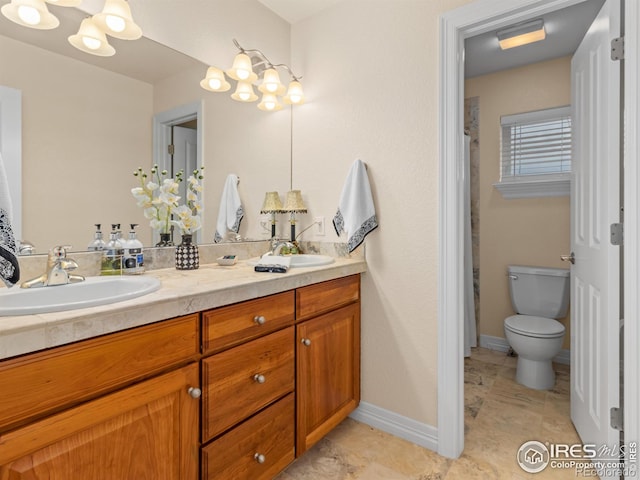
[202,291,294,354]
[202,326,294,441]
[0,314,199,433]
[201,393,295,480]
[296,274,360,321]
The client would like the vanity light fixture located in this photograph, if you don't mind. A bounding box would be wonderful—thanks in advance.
[497,19,546,50]
[92,0,142,40]
[68,16,115,56]
[1,0,59,30]
[260,192,284,239]
[44,0,82,6]
[283,190,307,241]
[200,39,305,111]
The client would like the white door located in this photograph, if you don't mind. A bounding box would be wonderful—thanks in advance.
[172,125,198,239]
[570,0,621,463]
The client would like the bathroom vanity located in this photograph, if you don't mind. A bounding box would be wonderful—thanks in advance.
[0,258,365,480]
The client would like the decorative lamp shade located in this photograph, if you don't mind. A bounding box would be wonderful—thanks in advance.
[92,0,142,40]
[44,0,82,6]
[284,190,307,213]
[200,66,231,92]
[258,68,285,95]
[258,93,283,112]
[260,192,283,213]
[68,17,115,56]
[1,0,59,29]
[283,81,305,105]
[231,81,258,102]
[226,53,258,83]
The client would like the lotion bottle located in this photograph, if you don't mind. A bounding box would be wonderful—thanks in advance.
[87,224,106,251]
[123,224,144,274]
[101,224,124,275]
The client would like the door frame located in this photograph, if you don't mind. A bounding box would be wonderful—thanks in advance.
[437,0,639,458]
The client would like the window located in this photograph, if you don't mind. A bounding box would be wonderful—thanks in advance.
[494,106,571,199]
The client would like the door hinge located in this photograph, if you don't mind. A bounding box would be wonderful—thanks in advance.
[611,407,623,431]
[167,144,175,155]
[611,37,624,61]
[610,223,623,246]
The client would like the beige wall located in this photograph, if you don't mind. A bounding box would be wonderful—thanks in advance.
[0,34,153,249]
[465,57,572,350]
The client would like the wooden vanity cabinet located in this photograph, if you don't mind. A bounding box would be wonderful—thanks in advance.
[0,315,200,480]
[296,275,361,456]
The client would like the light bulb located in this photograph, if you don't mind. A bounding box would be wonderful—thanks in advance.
[236,68,250,80]
[289,94,302,103]
[82,36,101,50]
[239,91,251,101]
[105,14,125,32]
[208,78,222,90]
[17,5,40,25]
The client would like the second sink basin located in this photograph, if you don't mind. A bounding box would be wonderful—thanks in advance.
[0,276,162,316]
[248,254,335,268]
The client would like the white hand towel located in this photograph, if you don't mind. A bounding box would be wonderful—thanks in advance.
[214,174,244,243]
[0,152,19,287]
[333,159,378,253]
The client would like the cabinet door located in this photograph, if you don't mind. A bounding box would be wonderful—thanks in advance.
[296,303,360,455]
[0,364,200,480]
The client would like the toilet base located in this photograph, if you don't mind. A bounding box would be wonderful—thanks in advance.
[516,356,556,390]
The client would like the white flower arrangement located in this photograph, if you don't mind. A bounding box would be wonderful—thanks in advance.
[131,165,204,236]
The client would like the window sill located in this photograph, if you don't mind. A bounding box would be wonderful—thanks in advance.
[493,176,570,199]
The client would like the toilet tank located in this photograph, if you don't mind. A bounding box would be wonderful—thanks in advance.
[508,265,570,318]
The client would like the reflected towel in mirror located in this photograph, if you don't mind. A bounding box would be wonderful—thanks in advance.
[0,153,19,287]
[214,174,244,243]
[333,159,378,253]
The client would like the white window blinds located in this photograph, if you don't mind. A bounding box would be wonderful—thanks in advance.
[500,106,572,179]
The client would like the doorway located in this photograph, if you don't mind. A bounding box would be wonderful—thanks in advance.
[437,0,639,459]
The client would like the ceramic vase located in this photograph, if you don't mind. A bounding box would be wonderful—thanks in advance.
[175,234,199,270]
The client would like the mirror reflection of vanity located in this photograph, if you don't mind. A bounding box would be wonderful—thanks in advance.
[0,0,293,253]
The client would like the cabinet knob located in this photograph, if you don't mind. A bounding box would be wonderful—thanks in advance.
[253,374,266,384]
[187,387,202,399]
[301,338,311,346]
[254,453,266,464]
[253,315,266,325]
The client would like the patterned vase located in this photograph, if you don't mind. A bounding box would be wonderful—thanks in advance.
[156,233,173,247]
[175,234,199,270]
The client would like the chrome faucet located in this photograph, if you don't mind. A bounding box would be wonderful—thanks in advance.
[21,245,85,288]
[265,239,299,256]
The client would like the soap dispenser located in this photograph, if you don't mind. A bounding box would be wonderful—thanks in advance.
[101,224,124,275]
[87,224,106,251]
[123,224,144,274]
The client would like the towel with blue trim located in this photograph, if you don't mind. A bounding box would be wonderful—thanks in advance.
[214,174,244,243]
[0,153,19,287]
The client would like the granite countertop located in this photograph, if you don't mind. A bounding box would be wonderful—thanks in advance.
[0,257,366,361]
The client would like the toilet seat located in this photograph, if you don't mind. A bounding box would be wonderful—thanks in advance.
[504,315,565,338]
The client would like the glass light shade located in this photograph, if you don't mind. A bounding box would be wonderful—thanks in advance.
[231,81,258,102]
[199,66,231,92]
[258,68,285,95]
[283,81,305,105]
[44,0,82,6]
[226,53,258,83]
[258,93,283,112]
[68,17,115,57]
[284,190,307,213]
[92,0,142,40]
[1,0,59,29]
[260,192,283,213]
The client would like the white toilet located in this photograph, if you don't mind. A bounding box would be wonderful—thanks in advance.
[504,265,570,390]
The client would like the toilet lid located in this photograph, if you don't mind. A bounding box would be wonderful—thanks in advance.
[505,315,565,338]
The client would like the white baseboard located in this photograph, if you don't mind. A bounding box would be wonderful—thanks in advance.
[478,334,570,365]
[349,401,438,452]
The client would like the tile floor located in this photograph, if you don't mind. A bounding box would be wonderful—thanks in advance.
[277,347,581,479]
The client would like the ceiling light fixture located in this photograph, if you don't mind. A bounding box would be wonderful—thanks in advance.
[1,0,59,30]
[200,39,305,111]
[497,19,546,50]
[68,17,115,56]
[92,0,142,40]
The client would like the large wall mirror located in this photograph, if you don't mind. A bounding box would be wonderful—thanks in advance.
[0,1,292,253]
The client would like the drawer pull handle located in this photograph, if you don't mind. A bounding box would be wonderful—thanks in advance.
[301,338,311,346]
[254,453,266,464]
[254,315,266,325]
[253,374,266,384]
[187,387,202,399]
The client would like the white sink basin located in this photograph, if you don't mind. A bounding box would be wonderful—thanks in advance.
[0,276,162,316]
[248,254,335,268]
